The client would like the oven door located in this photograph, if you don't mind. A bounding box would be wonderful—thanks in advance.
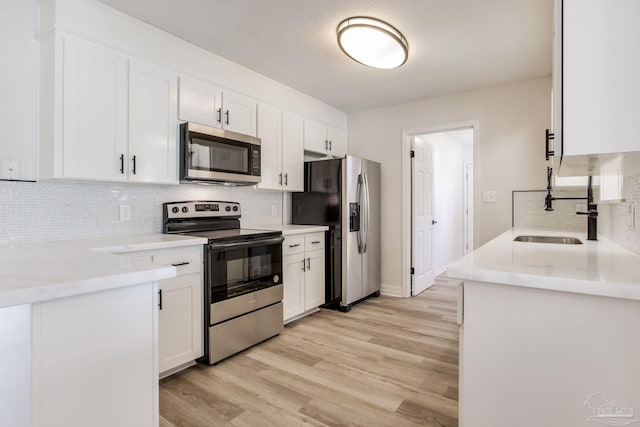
[207,236,283,304]
[181,122,261,185]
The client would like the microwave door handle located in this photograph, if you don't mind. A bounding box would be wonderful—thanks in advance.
[209,236,284,251]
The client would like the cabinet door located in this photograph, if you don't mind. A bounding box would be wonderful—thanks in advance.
[563,0,640,157]
[129,60,178,184]
[62,35,128,181]
[158,274,203,375]
[304,249,325,310]
[178,77,222,128]
[283,254,305,322]
[222,90,257,136]
[304,118,329,154]
[282,112,304,192]
[257,103,283,190]
[328,126,347,158]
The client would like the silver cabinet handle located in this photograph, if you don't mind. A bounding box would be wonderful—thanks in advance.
[119,154,124,174]
[217,108,222,123]
[325,140,328,150]
[224,109,230,125]
[311,241,321,244]
[158,289,163,310]
[131,155,137,175]
[171,261,190,267]
[284,173,288,186]
[289,243,301,248]
[301,259,306,271]
[279,173,282,186]
[329,140,332,151]
[306,257,310,270]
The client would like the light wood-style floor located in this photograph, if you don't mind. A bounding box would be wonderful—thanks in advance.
[160,276,461,427]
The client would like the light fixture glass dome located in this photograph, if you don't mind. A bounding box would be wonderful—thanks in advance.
[337,17,409,69]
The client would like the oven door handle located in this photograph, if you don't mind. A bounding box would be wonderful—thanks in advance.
[208,236,284,251]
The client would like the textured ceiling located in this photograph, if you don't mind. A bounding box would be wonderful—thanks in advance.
[97,0,553,113]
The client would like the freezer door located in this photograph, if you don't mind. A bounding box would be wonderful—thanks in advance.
[362,160,381,297]
[343,156,364,305]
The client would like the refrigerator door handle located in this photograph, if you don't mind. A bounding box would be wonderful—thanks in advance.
[363,173,370,253]
[356,174,363,253]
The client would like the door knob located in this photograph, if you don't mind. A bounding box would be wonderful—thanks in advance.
[432,219,438,225]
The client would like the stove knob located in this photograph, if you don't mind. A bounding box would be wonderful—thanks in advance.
[171,207,179,214]
[225,206,231,212]
[182,206,189,213]
[232,206,239,212]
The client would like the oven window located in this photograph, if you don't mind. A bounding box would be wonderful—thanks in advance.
[190,137,249,173]
[208,240,282,303]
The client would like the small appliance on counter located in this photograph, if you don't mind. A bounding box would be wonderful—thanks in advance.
[292,156,381,312]
[163,201,283,364]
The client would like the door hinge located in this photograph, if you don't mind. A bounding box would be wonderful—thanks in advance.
[410,150,415,158]
[410,267,415,275]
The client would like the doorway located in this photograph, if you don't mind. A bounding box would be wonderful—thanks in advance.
[404,124,475,297]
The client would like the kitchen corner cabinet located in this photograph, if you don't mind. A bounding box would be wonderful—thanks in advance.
[282,232,325,323]
[129,246,203,377]
[257,103,304,191]
[304,119,347,158]
[178,76,257,136]
[553,0,640,176]
[39,31,179,184]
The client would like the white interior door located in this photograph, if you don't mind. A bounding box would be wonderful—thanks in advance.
[411,138,435,296]
[464,162,474,255]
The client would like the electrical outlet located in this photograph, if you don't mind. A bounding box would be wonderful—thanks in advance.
[2,159,19,180]
[628,203,636,230]
[120,205,132,222]
[482,190,497,203]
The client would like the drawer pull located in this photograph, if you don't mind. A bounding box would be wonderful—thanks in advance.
[311,241,321,244]
[171,261,190,267]
[289,244,301,248]
[158,289,163,310]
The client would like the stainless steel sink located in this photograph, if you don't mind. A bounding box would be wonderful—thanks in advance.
[514,235,583,245]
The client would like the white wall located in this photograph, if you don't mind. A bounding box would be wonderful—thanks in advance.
[0,0,38,181]
[348,77,551,294]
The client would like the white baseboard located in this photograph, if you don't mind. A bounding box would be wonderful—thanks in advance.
[380,283,404,298]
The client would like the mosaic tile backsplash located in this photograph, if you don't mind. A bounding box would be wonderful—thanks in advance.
[513,171,640,256]
[0,180,284,243]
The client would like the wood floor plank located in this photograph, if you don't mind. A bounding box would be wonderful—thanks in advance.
[159,276,460,426]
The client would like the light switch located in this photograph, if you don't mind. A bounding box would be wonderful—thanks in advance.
[482,190,497,203]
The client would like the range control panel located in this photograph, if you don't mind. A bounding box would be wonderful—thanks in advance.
[164,201,240,219]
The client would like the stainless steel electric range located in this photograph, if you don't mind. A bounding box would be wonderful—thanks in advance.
[163,201,284,364]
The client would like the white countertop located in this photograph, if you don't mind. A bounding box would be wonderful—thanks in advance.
[0,234,207,308]
[447,228,640,301]
[252,224,329,236]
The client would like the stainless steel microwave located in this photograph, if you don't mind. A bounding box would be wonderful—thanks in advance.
[180,122,261,185]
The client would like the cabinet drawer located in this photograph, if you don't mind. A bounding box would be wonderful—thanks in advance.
[283,235,305,256]
[304,232,325,251]
[152,248,202,276]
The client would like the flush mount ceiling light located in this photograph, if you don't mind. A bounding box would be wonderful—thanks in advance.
[337,16,409,69]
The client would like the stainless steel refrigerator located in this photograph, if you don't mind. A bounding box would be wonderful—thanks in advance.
[292,156,380,312]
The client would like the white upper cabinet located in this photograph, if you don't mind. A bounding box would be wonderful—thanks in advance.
[554,0,640,175]
[282,112,304,191]
[304,118,347,158]
[257,103,282,190]
[178,77,257,136]
[223,91,257,136]
[178,77,222,128]
[61,35,129,181]
[129,60,178,184]
[40,32,180,184]
[257,104,303,192]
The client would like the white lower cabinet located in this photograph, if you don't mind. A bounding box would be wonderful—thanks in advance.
[282,232,325,323]
[129,246,203,377]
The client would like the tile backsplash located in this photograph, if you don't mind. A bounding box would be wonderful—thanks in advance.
[513,172,640,256]
[0,180,284,243]
[599,170,640,255]
[512,189,589,232]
